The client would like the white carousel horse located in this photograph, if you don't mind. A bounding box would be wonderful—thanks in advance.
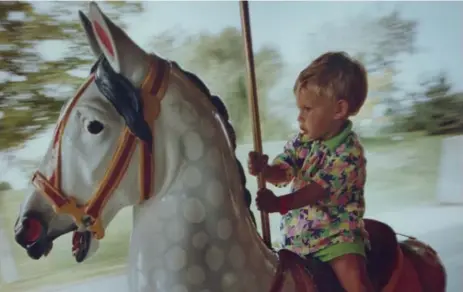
[13,2,316,292]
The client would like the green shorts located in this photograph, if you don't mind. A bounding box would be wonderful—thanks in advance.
[313,238,366,262]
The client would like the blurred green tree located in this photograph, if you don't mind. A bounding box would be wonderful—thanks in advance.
[150,27,291,142]
[0,1,143,150]
[0,181,11,191]
[395,73,463,135]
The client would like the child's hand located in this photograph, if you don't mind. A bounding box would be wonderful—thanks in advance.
[247,151,269,176]
[256,188,279,213]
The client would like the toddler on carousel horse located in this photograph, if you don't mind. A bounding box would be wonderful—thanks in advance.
[248,51,374,292]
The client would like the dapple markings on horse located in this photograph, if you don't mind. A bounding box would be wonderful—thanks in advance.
[13,2,445,292]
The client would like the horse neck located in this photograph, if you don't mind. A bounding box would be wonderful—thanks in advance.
[127,113,280,291]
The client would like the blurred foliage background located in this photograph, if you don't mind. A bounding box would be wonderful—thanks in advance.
[2,2,462,153]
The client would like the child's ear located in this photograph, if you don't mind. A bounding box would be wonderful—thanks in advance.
[334,99,349,120]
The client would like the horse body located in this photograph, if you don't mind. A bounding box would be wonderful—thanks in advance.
[11,2,445,292]
[12,2,300,291]
[126,68,291,291]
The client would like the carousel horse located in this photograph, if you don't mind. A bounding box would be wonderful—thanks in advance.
[13,2,446,292]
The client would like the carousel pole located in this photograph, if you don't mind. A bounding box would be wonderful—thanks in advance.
[239,0,272,248]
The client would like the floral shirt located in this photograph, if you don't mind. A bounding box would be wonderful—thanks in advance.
[272,121,368,255]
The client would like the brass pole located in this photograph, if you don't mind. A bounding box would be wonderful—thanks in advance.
[239,0,271,248]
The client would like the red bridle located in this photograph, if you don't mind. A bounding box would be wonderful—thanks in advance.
[31,57,171,240]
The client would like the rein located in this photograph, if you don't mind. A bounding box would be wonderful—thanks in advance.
[31,56,170,240]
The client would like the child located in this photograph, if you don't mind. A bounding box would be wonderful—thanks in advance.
[248,52,374,292]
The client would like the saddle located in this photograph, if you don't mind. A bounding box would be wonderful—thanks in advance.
[277,219,401,291]
[400,239,446,292]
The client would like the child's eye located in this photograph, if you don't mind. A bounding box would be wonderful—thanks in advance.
[304,107,311,111]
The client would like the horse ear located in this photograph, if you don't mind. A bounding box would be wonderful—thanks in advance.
[87,1,150,86]
[78,10,101,57]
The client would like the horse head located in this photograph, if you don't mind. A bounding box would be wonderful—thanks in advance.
[13,2,253,264]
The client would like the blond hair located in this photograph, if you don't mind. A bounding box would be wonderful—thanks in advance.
[294,52,368,116]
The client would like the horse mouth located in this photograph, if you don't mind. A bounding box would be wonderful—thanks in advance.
[72,231,92,263]
[14,216,54,260]
[14,215,78,260]
[26,240,54,260]
[26,225,78,260]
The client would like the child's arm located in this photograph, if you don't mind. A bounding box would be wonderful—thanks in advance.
[265,135,299,187]
[276,183,327,211]
[262,164,291,185]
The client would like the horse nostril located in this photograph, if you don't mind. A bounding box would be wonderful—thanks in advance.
[24,218,43,243]
[15,217,44,245]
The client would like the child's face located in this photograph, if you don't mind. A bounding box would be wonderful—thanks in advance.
[296,86,347,140]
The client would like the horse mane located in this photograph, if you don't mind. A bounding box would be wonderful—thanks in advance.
[94,56,153,145]
[171,61,256,226]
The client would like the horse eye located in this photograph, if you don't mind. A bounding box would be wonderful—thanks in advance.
[86,120,104,135]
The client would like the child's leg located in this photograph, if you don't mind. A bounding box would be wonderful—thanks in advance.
[329,253,374,292]
[313,240,374,292]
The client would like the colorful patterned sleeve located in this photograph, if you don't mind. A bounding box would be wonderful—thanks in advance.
[270,135,298,188]
[306,151,366,205]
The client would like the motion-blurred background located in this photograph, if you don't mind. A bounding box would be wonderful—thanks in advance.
[0,2,462,291]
